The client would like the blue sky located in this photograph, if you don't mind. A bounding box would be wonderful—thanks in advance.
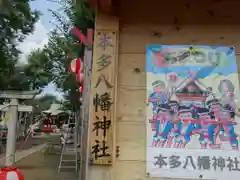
[30,0,59,30]
[18,0,64,99]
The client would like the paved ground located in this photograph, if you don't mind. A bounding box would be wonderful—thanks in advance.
[0,133,60,156]
[13,151,78,180]
[0,135,78,180]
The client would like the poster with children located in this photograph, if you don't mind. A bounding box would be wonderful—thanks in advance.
[146,45,240,180]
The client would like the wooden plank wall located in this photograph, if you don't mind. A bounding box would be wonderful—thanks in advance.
[114,0,240,180]
[88,13,119,180]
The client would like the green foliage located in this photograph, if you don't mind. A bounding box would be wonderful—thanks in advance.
[0,49,53,91]
[24,49,54,90]
[0,0,40,90]
[5,66,31,91]
[26,0,94,110]
[25,94,60,113]
[0,0,94,109]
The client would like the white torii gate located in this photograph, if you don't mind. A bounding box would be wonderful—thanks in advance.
[0,90,38,166]
[0,104,33,140]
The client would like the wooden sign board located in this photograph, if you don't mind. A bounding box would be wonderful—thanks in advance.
[90,30,117,165]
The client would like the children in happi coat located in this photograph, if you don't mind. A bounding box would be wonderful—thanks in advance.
[196,108,218,149]
[148,80,168,135]
[152,104,173,147]
[206,99,222,148]
[168,100,179,114]
[218,104,238,150]
[174,106,196,148]
[166,100,179,148]
[148,80,168,107]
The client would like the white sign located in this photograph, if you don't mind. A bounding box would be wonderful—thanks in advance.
[147,148,240,180]
[146,45,240,180]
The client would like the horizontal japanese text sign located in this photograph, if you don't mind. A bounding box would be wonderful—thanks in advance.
[147,147,240,180]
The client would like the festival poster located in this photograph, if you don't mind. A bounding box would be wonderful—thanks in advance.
[146,45,240,180]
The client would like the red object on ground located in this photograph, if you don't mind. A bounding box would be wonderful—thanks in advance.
[0,167,24,180]
[42,127,54,133]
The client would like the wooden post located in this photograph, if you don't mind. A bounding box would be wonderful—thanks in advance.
[87,11,119,180]
[80,45,93,180]
[71,27,93,180]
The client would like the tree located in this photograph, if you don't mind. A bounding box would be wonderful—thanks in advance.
[24,49,54,90]
[0,0,40,90]
[24,94,60,114]
[38,31,81,111]
[27,0,94,111]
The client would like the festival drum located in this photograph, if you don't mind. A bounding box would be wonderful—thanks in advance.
[0,168,24,180]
